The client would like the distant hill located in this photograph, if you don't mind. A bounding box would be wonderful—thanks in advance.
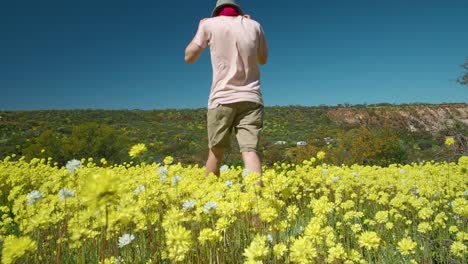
[0,103,466,166]
[327,103,468,134]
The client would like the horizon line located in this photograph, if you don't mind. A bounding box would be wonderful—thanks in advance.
[1,102,467,112]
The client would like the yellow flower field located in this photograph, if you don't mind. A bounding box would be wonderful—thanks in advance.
[0,155,467,263]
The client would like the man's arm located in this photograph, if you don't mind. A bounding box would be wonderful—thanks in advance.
[257,45,268,65]
[185,41,204,64]
[257,27,268,65]
[243,15,267,64]
[185,18,208,64]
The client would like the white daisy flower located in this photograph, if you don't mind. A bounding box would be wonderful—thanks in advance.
[182,200,196,210]
[58,188,75,200]
[134,185,145,195]
[242,169,251,178]
[224,180,233,188]
[267,234,273,243]
[66,159,82,173]
[203,201,218,213]
[28,190,43,205]
[160,175,167,183]
[220,165,230,173]
[118,233,135,248]
[171,175,182,186]
[157,166,168,176]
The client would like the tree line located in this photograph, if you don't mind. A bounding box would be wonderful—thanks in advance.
[0,105,466,167]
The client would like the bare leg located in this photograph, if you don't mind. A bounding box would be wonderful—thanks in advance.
[243,151,264,228]
[242,151,262,175]
[206,147,224,176]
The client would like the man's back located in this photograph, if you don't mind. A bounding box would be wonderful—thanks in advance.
[185,0,268,177]
[193,16,268,108]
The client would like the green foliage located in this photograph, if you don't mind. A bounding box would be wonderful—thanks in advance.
[336,126,407,166]
[458,59,468,86]
[0,104,466,166]
[62,122,129,164]
[23,129,64,164]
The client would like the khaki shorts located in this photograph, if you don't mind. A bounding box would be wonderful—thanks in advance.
[207,102,264,152]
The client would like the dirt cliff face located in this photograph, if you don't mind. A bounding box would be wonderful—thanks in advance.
[327,104,468,134]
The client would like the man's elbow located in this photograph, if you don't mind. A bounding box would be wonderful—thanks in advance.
[185,42,204,64]
[185,51,197,64]
[185,54,195,64]
[258,55,268,65]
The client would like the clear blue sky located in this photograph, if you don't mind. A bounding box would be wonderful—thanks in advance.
[1,0,467,110]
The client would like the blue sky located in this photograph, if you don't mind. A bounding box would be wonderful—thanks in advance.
[1,0,467,110]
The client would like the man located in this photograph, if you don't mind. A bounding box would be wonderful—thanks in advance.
[185,0,268,176]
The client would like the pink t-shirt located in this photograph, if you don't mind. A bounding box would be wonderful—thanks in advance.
[193,16,267,109]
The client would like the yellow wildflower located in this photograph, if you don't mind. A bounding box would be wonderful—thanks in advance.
[162,208,186,230]
[163,156,174,165]
[310,196,334,216]
[452,198,468,217]
[450,241,467,258]
[445,136,455,146]
[316,151,326,160]
[346,249,364,263]
[215,217,234,232]
[274,220,289,232]
[375,210,389,224]
[417,207,433,220]
[344,210,364,222]
[340,200,355,210]
[258,206,278,223]
[417,222,432,234]
[323,226,336,247]
[165,225,192,262]
[128,143,147,158]
[287,204,299,221]
[243,235,269,263]
[351,224,362,234]
[433,212,447,228]
[456,231,468,242]
[98,256,120,264]
[397,237,417,255]
[273,243,287,258]
[1,235,37,264]
[358,231,380,250]
[385,222,394,230]
[289,237,317,263]
[458,156,468,167]
[81,171,121,209]
[363,218,376,226]
[198,228,221,245]
[327,243,347,262]
[304,216,324,244]
[449,225,459,233]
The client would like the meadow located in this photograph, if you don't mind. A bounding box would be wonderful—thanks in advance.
[0,150,467,263]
